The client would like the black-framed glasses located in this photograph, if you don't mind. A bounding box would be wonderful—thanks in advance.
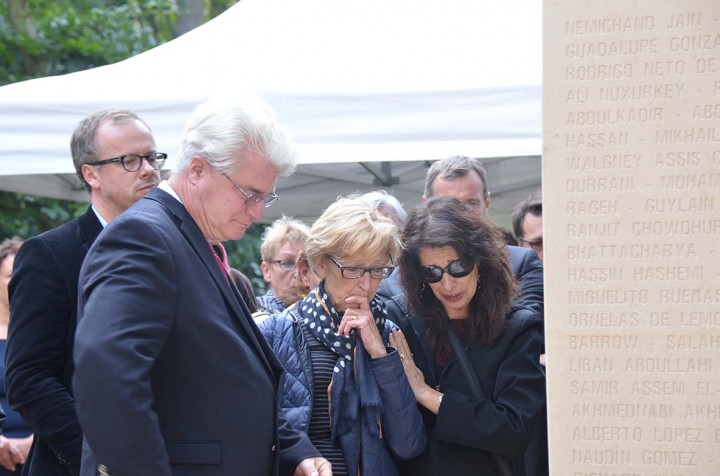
[87,152,167,172]
[328,255,394,280]
[517,237,543,252]
[270,259,297,271]
[419,259,475,284]
[224,175,279,208]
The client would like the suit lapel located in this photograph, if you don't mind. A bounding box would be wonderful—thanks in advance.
[77,206,103,251]
[144,188,276,376]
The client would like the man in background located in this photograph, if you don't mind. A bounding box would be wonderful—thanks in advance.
[6,109,162,475]
[512,194,544,263]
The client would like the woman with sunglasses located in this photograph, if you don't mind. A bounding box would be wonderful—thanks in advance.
[258,196,425,476]
[387,196,546,476]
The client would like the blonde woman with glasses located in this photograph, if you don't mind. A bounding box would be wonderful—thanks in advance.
[259,196,426,476]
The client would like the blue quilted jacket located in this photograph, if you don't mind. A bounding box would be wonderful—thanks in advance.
[258,308,426,476]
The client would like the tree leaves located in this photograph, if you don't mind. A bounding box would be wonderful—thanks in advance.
[0,0,269,291]
[0,0,241,86]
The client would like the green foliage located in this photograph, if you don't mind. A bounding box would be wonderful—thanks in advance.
[0,191,87,240]
[0,0,242,86]
[207,0,240,18]
[0,0,180,85]
[224,223,269,296]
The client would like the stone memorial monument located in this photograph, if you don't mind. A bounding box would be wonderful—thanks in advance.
[543,0,720,474]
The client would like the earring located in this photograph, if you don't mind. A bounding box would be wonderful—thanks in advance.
[420,282,426,294]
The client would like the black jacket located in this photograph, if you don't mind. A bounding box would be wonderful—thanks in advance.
[386,298,546,476]
[6,207,102,475]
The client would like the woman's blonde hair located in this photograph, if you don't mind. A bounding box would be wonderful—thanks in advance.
[260,215,310,262]
[305,196,400,272]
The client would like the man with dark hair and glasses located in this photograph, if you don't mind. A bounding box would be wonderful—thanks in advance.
[72,111,163,220]
[256,216,310,314]
[72,97,329,476]
[512,194,544,263]
[6,109,161,475]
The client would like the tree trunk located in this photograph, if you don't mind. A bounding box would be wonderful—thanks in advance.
[175,0,204,37]
[7,0,46,76]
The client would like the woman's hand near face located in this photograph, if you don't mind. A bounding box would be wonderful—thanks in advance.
[337,295,387,358]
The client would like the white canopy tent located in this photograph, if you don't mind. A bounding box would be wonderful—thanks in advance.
[0,0,541,223]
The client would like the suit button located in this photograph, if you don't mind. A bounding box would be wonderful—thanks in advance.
[270,445,277,454]
[98,464,110,475]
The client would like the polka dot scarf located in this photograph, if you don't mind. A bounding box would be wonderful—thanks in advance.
[299,283,386,371]
[297,282,386,473]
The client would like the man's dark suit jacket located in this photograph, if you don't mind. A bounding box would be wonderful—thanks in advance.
[73,188,317,476]
[506,245,544,318]
[6,207,103,475]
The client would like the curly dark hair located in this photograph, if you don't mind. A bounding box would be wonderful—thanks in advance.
[399,197,517,358]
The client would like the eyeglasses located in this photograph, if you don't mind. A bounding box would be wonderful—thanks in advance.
[270,259,297,271]
[87,152,167,172]
[224,175,279,208]
[328,255,394,280]
[517,237,543,252]
[419,259,475,284]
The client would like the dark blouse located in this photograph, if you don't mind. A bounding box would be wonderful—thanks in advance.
[435,319,468,368]
[301,324,348,476]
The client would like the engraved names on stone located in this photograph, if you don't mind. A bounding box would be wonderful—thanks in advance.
[544,1,720,475]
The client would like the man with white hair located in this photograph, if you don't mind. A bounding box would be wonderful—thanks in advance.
[73,98,330,476]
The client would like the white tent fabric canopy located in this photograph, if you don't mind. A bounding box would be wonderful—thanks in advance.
[0,0,541,222]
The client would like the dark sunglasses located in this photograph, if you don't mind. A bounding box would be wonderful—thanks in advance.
[419,259,475,283]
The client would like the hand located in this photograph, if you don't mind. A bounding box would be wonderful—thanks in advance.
[337,295,386,358]
[389,329,430,399]
[0,435,24,471]
[15,435,33,462]
[295,456,332,476]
